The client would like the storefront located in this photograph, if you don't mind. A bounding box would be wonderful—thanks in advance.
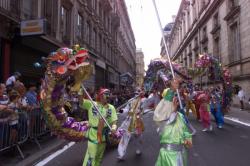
[108,66,119,89]
[95,59,107,89]
[10,36,59,85]
[120,72,134,89]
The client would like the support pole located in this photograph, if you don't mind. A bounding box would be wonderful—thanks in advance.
[151,0,183,109]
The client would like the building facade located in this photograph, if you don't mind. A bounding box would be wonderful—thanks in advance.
[116,0,136,88]
[0,0,136,90]
[167,0,250,107]
[160,22,175,56]
[136,49,144,87]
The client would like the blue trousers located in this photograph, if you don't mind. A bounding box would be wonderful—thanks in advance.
[211,108,224,126]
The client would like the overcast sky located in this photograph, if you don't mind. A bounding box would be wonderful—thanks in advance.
[124,0,181,69]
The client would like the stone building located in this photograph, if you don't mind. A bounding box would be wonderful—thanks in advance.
[167,0,250,108]
[0,0,136,90]
[135,49,145,87]
[160,22,175,56]
[116,0,136,88]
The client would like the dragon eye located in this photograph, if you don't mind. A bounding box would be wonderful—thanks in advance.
[56,66,67,74]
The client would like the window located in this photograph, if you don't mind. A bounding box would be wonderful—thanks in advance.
[1,0,10,10]
[103,39,106,58]
[184,50,188,67]
[201,0,206,9]
[183,18,186,35]
[98,2,103,19]
[103,11,106,23]
[61,6,69,39]
[188,44,192,67]
[93,29,97,48]
[213,13,219,28]
[92,0,96,11]
[187,10,190,29]
[179,27,182,41]
[106,14,110,31]
[23,0,32,17]
[194,49,199,62]
[77,13,83,38]
[87,0,91,8]
[192,0,197,20]
[86,21,90,45]
[107,44,110,62]
[229,23,240,62]
[203,46,208,53]
[43,0,53,34]
[98,34,102,53]
[213,38,220,61]
[194,37,198,48]
[108,16,111,32]
[189,56,193,68]
[229,0,238,9]
[202,26,207,40]
[111,48,113,64]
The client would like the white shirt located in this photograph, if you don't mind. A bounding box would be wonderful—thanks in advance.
[6,76,16,86]
[238,90,245,100]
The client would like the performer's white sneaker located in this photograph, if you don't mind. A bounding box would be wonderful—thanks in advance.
[209,125,213,131]
[218,125,223,129]
[136,150,141,155]
[202,128,208,132]
[191,130,196,136]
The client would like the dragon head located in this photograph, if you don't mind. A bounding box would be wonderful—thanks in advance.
[47,46,89,74]
[46,45,92,91]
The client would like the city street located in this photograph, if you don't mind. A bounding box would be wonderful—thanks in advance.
[35,109,250,166]
[1,0,250,166]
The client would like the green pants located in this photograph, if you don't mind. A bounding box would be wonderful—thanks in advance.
[83,141,106,166]
[156,148,187,166]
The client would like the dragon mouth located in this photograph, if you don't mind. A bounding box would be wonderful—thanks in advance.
[66,50,90,70]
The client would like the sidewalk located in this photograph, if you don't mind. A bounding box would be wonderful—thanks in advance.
[0,134,68,166]
[224,106,250,125]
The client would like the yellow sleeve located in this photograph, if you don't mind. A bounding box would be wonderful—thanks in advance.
[162,88,170,98]
[80,99,92,110]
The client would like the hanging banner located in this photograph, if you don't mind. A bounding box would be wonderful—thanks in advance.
[21,19,46,36]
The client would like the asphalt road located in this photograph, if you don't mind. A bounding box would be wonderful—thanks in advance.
[35,110,250,166]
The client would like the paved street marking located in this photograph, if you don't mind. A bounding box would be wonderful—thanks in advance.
[224,117,250,127]
[35,142,75,166]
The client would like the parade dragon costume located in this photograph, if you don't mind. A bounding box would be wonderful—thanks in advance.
[41,46,92,141]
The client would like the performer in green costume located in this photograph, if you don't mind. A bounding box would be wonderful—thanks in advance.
[154,79,192,166]
[80,88,118,166]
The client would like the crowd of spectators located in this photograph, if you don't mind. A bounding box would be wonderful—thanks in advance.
[0,72,41,147]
